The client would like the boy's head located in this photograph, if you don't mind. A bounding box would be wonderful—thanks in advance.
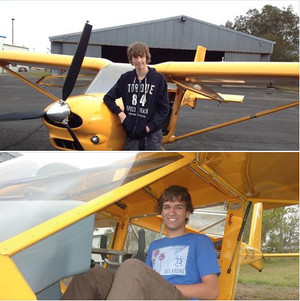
[127,42,151,64]
[157,185,194,223]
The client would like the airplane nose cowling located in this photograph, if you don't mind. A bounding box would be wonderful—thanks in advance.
[43,95,126,150]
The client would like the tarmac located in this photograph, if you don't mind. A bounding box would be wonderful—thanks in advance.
[0,74,298,151]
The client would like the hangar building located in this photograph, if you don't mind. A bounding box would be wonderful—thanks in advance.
[49,15,275,63]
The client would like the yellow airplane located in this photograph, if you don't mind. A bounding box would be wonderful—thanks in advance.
[0,151,298,299]
[0,23,299,150]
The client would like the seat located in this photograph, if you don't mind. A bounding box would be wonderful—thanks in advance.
[133,229,146,262]
[0,200,94,300]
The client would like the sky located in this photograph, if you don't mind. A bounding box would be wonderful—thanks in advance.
[0,0,299,53]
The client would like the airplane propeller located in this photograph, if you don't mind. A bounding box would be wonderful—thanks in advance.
[0,22,93,151]
[0,111,46,121]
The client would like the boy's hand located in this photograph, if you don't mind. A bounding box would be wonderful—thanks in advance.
[118,112,127,123]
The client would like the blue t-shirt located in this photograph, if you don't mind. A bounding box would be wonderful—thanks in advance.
[146,233,220,285]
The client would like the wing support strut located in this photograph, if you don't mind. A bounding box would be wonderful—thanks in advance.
[0,63,59,102]
[227,201,252,274]
[173,101,299,141]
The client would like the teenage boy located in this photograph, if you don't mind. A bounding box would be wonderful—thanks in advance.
[103,42,169,150]
[62,186,220,300]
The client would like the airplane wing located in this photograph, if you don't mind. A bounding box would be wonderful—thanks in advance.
[154,61,299,103]
[1,50,297,102]
[155,61,299,87]
[0,50,110,72]
[1,50,298,87]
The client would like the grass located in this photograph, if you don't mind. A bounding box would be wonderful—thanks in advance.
[235,257,299,300]
[0,69,50,78]
[276,86,299,93]
[18,70,51,78]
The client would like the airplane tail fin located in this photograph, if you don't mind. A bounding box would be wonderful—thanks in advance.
[194,46,206,62]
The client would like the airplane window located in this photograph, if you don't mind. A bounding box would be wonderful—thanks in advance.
[92,226,116,265]
[189,204,227,238]
[125,224,158,259]
[84,63,134,94]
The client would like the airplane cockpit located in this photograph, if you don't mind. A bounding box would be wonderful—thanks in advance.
[0,152,193,299]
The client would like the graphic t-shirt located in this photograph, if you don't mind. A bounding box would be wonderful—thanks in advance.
[146,233,220,285]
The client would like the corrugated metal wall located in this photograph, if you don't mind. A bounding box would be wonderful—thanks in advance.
[225,52,261,61]
[50,16,274,62]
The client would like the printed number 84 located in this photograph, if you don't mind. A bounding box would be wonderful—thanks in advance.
[132,94,146,106]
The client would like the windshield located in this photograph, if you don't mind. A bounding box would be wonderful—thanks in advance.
[84,63,134,94]
[0,152,182,203]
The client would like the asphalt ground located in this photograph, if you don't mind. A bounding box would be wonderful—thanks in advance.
[0,74,298,151]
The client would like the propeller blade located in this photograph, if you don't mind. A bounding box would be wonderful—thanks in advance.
[0,111,46,122]
[64,123,84,151]
[62,22,92,101]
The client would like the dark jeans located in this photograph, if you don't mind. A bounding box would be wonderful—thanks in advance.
[124,130,163,151]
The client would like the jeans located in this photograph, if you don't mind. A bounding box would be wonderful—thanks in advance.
[124,130,163,151]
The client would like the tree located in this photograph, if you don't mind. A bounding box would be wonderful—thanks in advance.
[224,5,299,61]
[262,206,299,253]
[242,205,299,253]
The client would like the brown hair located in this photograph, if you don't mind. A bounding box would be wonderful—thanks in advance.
[127,42,151,64]
[157,185,194,215]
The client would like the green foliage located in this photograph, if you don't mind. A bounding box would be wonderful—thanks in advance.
[243,205,299,253]
[224,5,299,61]
[262,206,299,253]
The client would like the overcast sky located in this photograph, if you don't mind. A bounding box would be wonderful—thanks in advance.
[0,0,298,53]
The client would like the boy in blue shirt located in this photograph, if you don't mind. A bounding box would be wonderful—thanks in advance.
[145,185,220,299]
[63,186,220,299]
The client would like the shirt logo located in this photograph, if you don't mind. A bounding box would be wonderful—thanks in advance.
[151,245,189,276]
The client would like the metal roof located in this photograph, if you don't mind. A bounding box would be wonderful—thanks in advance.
[50,15,275,54]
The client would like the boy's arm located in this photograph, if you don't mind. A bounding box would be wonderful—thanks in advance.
[103,79,123,116]
[175,274,219,300]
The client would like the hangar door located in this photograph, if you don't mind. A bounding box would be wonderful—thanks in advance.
[101,45,224,63]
